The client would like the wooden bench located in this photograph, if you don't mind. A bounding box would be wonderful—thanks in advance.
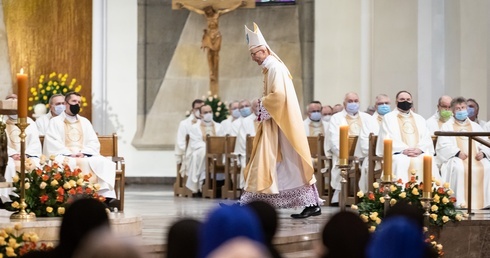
[367,133,383,192]
[307,135,333,205]
[40,134,125,211]
[173,135,192,197]
[202,135,236,199]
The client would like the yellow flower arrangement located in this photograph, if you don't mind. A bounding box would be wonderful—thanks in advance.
[0,223,53,256]
[28,72,88,113]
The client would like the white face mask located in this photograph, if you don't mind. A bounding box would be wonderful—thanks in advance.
[322,115,331,122]
[202,113,213,123]
[54,105,66,116]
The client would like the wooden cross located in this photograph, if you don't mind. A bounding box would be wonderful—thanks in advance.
[173,0,255,96]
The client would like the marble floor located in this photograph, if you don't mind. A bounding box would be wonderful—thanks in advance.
[123,184,340,258]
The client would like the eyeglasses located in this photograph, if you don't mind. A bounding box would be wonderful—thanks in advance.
[250,50,263,57]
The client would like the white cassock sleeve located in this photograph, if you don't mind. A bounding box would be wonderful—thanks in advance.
[435,122,460,163]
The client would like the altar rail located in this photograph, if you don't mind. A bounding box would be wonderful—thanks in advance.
[434,131,490,214]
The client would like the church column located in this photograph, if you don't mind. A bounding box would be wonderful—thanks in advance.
[417,0,445,119]
[0,1,12,98]
[92,0,109,134]
[298,0,314,106]
[360,0,372,109]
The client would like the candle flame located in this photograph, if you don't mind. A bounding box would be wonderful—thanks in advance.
[19,68,24,74]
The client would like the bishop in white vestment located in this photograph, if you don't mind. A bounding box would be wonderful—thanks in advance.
[436,97,490,209]
[44,93,116,198]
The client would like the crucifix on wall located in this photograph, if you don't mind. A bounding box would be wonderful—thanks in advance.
[173,0,255,95]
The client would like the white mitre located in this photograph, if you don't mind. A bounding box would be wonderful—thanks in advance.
[244,22,290,76]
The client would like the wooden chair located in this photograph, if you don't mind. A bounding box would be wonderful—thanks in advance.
[346,136,360,205]
[367,133,383,192]
[98,133,126,211]
[307,135,333,205]
[173,135,192,197]
[202,135,236,199]
[222,136,240,199]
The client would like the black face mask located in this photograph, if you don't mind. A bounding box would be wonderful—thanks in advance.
[69,104,80,115]
[397,101,412,111]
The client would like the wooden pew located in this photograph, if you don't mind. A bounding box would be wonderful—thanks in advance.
[202,135,236,199]
[173,135,192,197]
[367,133,382,193]
[307,135,332,205]
[222,137,241,200]
[97,133,126,211]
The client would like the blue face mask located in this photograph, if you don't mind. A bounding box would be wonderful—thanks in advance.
[310,111,322,122]
[346,103,359,115]
[455,110,468,121]
[467,107,475,117]
[240,107,251,117]
[231,109,241,118]
[377,104,391,115]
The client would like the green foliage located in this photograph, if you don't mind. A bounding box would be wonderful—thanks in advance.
[204,93,229,123]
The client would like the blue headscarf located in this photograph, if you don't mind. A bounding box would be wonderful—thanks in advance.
[367,216,426,258]
[198,205,265,258]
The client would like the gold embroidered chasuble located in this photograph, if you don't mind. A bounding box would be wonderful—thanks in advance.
[64,119,96,184]
[453,121,484,208]
[397,113,420,173]
[308,121,324,136]
[244,58,314,194]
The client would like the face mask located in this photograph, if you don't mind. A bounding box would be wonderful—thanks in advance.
[467,107,475,117]
[202,113,213,122]
[69,104,80,115]
[322,115,331,122]
[54,105,66,116]
[231,109,241,119]
[377,104,391,116]
[8,115,17,120]
[397,101,412,111]
[455,110,468,121]
[439,110,453,120]
[194,110,200,118]
[240,107,252,117]
[310,111,322,122]
[346,103,359,115]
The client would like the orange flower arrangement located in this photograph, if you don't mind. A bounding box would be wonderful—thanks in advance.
[6,156,104,217]
[0,223,53,256]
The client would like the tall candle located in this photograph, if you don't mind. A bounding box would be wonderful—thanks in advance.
[383,138,393,181]
[339,125,349,162]
[17,69,28,118]
[423,155,432,193]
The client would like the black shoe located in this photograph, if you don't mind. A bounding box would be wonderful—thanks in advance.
[104,198,121,212]
[330,202,339,207]
[291,205,321,219]
[192,192,202,198]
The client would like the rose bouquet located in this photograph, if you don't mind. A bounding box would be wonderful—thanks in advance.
[0,223,53,256]
[6,156,104,217]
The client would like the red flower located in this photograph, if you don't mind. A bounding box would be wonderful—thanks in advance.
[68,188,76,195]
[56,187,65,196]
[43,165,51,172]
[35,169,43,176]
[41,174,50,181]
[450,197,457,203]
[76,186,83,194]
[64,171,72,177]
[39,194,49,203]
[52,163,59,169]
[54,173,62,181]
[397,178,403,184]
[85,188,93,195]
[437,187,445,194]
[56,194,64,203]
[368,192,375,201]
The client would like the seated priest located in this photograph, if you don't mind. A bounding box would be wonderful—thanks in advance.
[1,94,43,204]
[436,97,490,209]
[376,90,439,184]
[232,99,258,189]
[35,93,66,135]
[356,93,391,193]
[326,92,376,203]
[44,92,118,207]
[303,101,328,137]
[220,100,240,136]
[185,104,223,196]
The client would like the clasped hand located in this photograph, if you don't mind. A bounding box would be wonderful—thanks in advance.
[402,148,422,157]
